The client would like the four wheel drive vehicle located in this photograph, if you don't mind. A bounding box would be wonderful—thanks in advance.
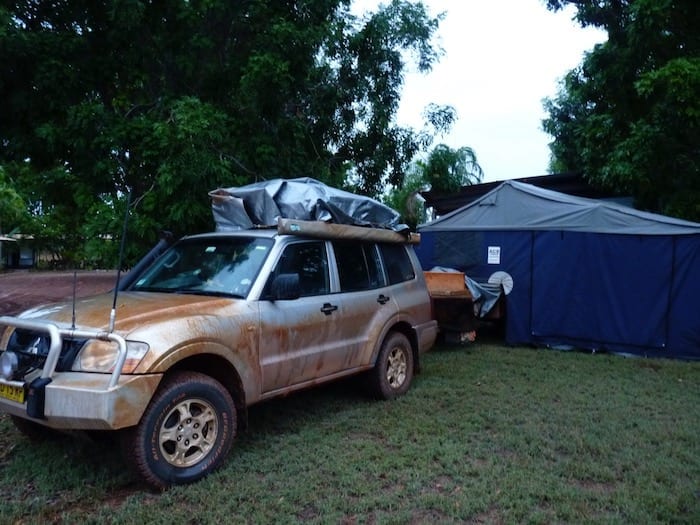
[0,223,437,489]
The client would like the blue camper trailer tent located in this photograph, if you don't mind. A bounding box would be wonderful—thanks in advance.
[416,181,700,360]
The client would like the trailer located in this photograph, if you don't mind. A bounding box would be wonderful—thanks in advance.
[424,270,504,344]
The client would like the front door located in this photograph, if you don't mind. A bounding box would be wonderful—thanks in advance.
[258,241,340,393]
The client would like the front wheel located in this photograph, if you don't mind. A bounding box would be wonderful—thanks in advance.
[122,371,237,490]
[368,332,414,400]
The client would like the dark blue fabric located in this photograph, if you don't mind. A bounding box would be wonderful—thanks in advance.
[417,229,700,359]
[471,231,532,345]
[667,235,700,359]
[530,232,670,352]
[416,230,534,345]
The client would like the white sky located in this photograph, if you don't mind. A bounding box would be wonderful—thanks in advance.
[353,0,607,182]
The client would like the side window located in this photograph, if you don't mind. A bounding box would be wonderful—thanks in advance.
[379,244,415,285]
[266,241,329,297]
[333,241,383,292]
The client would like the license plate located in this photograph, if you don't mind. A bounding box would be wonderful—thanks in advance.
[0,382,25,403]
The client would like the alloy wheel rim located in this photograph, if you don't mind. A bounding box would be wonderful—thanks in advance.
[158,398,218,467]
[386,347,407,388]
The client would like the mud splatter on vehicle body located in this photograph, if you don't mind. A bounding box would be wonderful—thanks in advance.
[0,224,437,489]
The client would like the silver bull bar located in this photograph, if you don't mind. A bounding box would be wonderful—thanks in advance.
[0,316,127,389]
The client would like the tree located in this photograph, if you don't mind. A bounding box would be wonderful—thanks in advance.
[542,0,700,221]
[0,166,27,269]
[384,143,484,228]
[0,167,26,235]
[383,163,429,229]
[422,144,483,193]
[0,1,449,266]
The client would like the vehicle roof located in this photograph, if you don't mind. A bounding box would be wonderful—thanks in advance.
[183,229,280,240]
[181,220,419,245]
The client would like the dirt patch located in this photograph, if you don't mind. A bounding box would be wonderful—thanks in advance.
[0,270,119,317]
[0,270,140,502]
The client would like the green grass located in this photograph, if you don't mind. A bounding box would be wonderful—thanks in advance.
[1,343,699,524]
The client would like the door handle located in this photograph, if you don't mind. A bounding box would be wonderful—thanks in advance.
[377,294,390,305]
[320,303,338,315]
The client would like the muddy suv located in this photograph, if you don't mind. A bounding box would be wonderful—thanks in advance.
[0,224,437,488]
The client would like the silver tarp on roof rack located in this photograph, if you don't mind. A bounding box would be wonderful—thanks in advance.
[210,177,407,233]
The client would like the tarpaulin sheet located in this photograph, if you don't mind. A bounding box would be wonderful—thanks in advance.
[428,266,503,317]
[210,178,406,232]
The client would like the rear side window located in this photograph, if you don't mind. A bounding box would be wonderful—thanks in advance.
[379,244,415,285]
[333,241,383,292]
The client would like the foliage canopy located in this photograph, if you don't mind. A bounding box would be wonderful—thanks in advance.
[0,0,450,266]
[383,143,483,229]
[543,0,700,221]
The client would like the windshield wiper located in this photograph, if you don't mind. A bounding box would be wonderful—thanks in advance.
[176,289,245,299]
[130,286,176,294]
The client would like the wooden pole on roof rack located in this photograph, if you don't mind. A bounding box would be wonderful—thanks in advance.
[277,218,420,244]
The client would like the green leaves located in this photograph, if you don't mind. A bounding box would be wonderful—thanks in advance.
[0,0,446,266]
[423,144,484,194]
[0,167,26,232]
[383,143,484,228]
[543,0,700,221]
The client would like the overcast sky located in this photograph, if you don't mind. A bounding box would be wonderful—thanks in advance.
[353,0,607,182]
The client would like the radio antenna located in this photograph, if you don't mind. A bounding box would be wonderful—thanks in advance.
[109,192,131,333]
[71,270,77,330]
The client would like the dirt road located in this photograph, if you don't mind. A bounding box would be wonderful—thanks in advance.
[0,270,119,317]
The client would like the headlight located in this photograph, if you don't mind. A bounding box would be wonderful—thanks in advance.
[73,340,150,374]
[0,351,19,380]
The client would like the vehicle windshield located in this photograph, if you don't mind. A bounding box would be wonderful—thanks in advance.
[130,236,273,298]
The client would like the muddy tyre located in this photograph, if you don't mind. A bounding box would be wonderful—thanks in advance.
[368,332,414,400]
[123,371,236,489]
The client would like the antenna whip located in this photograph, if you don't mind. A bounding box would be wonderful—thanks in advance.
[71,270,77,330]
[109,192,131,332]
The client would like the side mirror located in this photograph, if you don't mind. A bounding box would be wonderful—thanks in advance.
[270,273,300,300]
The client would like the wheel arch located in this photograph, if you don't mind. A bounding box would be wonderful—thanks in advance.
[167,354,248,432]
[383,321,421,374]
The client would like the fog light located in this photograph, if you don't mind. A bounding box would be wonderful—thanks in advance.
[0,351,19,380]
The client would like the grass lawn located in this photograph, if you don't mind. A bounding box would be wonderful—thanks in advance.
[1,342,698,524]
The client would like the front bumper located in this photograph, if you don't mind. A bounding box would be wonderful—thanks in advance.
[0,315,162,430]
[0,372,162,430]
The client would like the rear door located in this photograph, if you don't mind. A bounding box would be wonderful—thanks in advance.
[327,240,398,366]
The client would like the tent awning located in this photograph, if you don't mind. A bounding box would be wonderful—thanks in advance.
[420,180,700,235]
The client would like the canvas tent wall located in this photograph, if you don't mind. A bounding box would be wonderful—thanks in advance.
[416,180,700,360]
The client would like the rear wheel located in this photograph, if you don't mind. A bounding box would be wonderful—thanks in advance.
[122,371,236,489]
[368,332,414,400]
